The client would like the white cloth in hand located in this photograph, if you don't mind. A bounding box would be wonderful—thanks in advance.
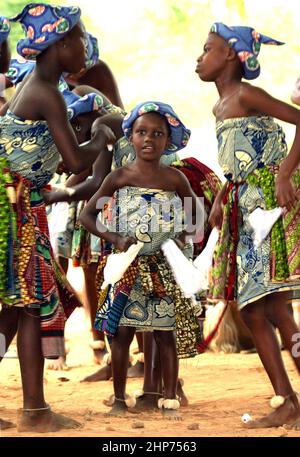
[101,241,144,289]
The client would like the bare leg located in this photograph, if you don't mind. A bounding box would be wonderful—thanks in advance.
[0,307,19,428]
[135,332,162,411]
[106,326,136,417]
[153,330,181,420]
[46,256,69,371]
[83,263,107,364]
[267,294,300,373]
[17,308,80,432]
[241,295,300,429]
[127,331,144,378]
[0,307,19,361]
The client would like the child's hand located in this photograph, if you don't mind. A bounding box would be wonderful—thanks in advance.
[275,175,297,210]
[41,188,55,205]
[174,232,192,250]
[91,119,116,146]
[113,235,137,252]
[208,200,223,229]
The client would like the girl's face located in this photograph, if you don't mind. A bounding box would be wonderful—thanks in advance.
[130,113,170,161]
[195,33,229,81]
[60,21,86,74]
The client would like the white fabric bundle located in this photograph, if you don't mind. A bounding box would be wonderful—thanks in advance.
[161,239,202,298]
[101,241,144,289]
[248,207,283,249]
[193,227,220,289]
[162,227,220,298]
[48,201,71,256]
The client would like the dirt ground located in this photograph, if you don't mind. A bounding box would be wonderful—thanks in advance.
[1,267,300,438]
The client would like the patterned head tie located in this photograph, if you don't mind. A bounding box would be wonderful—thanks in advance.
[122,101,191,154]
[10,3,81,60]
[6,57,35,85]
[6,57,69,92]
[63,89,105,120]
[0,16,10,45]
[210,22,284,80]
[85,32,99,68]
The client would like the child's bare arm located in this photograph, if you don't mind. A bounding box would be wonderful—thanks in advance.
[79,169,136,251]
[240,84,300,208]
[44,113,124,204]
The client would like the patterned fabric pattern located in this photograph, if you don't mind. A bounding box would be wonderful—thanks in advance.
[0,172,80,357]
[209,116,300,308]
[85,32,99,68]
[211,22,284,80]
[0,111,60,188]
[10,3,81,60]
[95,248,202,359]
[0,114,81,357]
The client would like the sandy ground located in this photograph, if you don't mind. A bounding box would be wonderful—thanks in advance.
[1,267,300,438]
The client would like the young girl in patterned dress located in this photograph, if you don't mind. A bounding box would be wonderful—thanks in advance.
[196,23,300,429]
[0,3,115,432]
[80,101,204,419]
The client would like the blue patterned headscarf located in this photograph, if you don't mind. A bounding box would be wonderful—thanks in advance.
[210,22,284,80]
[122,101,190,154]
[10,3,81,60]
[6,57,69,92]
[0,16,10,45]
[85,32,99,68]
[6,58,35,85]
[63,89,105,120]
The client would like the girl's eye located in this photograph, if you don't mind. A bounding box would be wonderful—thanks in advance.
[154,131,164,137]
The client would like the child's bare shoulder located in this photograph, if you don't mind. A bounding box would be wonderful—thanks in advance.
[239,81,270,101]
[107,165,131,186]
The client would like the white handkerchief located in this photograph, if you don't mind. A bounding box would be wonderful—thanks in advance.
[101,241,144,289]
[248,207,283,248]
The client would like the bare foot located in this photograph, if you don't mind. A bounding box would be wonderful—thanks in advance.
[135,394,160,411]
[46,356,69,371]
[17,409,81,433]
[80,364,112,382]
[105,400,128,417]
[284,420,300,431]
[177,378,188,407]
[0,418,15,430]
[161,409,182,421]
[244,395,300,429]
[127,361,144,378]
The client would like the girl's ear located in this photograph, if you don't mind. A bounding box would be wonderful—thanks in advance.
[227,46,237,61]
[129,134,133,144]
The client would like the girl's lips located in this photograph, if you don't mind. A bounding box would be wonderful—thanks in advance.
[142,146,154,151]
